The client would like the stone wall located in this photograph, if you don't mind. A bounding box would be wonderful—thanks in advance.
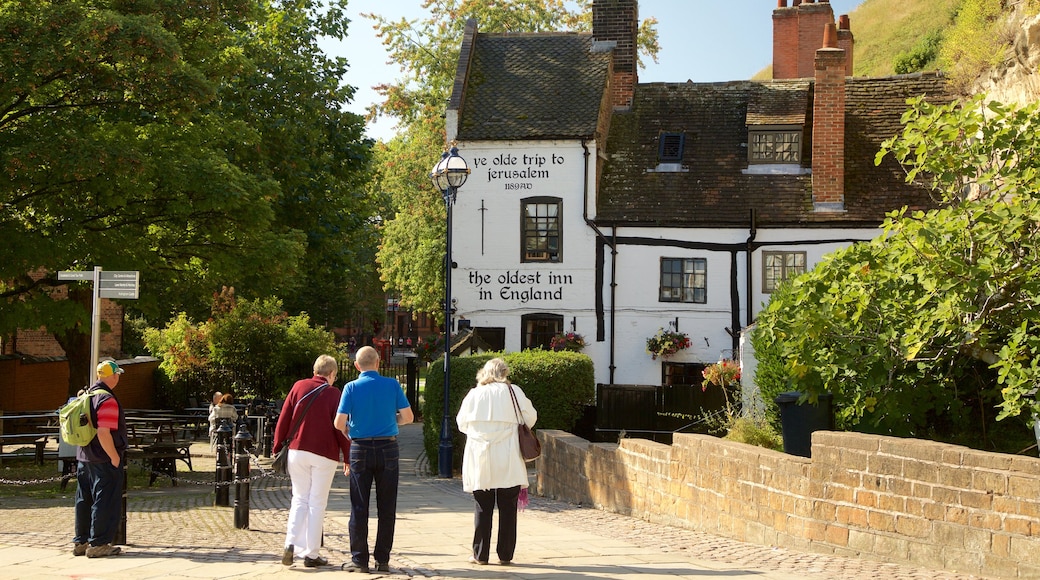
[536,429,1040,578]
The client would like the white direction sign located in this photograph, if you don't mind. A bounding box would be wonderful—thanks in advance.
[57,270,93,281]
[99,271,139,299]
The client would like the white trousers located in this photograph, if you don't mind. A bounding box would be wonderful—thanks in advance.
[285,449,338,559]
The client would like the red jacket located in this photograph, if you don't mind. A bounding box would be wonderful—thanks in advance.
[273,375,350,463]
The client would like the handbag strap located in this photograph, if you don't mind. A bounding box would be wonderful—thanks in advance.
[283,382,328,445]
[507,383,525,426]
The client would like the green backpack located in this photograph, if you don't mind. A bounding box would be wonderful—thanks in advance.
[59,389,102,446]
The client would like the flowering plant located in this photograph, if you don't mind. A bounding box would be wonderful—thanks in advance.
[645,328,691,360]
[702,359,741,390]
[413,335,444,363]
[550,332,586,352]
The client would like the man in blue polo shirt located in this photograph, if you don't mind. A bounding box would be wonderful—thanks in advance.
[334,346,413,573]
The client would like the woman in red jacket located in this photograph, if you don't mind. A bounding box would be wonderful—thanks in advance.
[273,354,351,568]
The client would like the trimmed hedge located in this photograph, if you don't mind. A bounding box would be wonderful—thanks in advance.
[421,350,594,473]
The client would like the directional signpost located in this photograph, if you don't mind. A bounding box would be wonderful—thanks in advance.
[56,267,139,385]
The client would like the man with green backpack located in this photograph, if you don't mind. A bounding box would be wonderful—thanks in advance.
[71,360,128,558]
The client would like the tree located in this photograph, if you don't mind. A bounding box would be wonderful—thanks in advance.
[752,97,1040,448]
[365,0,659,319]
[0,0,375,393]
[144,288,341,402]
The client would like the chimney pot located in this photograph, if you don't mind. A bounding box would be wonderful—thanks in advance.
[823,22,838,48]
[793,0,801,6]
[778,0,787,7]
[838,14,850,29]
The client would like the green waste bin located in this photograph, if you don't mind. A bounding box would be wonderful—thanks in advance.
[775,392,833,458]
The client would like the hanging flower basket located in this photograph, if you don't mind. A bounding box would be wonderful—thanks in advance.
[702,359,741,390]
[550,332,586,352]
[645,328,691,360]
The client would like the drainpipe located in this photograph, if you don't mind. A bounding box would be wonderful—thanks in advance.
[580,139,618,384]
[746,208,758,326]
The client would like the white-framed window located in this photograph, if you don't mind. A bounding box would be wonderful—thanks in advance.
[763,251,806,293]
[660,258,707,303]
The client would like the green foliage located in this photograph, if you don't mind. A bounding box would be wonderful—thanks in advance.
[753,97,1040,451]
[894,30,944,74]
[0,0,376,393]
[144,293,342,403]
[938,0,1010,91]
[723,417,783,451]
[421,350,595,472]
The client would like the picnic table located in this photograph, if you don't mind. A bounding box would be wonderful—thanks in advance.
[124,415,193,486]
[0,412,59,466]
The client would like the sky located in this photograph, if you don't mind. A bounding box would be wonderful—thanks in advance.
[323,0,866,142]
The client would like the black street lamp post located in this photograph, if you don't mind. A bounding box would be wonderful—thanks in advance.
[430,145,470,478]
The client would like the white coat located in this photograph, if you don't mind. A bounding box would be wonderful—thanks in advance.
[456,381,538,493]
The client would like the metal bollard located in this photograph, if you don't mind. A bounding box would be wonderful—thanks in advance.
[262,409,274,458]
[214,420,233,506]
[233,422,253,529]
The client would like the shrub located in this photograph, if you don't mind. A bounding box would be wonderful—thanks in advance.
[723,417,782,451]
[422,349,595,472]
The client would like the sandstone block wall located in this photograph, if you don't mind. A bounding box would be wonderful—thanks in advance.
[536,429,1040,578]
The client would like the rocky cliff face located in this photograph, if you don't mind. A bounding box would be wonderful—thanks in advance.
[976,10,1040,106]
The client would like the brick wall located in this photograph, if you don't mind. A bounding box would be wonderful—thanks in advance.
[0,357,158,412]
[773,0,839,80]
[536,430,1040,578]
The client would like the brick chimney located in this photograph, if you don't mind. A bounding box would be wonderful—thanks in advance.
[593,0,638,110]
[837,14,854,75]
[773,0,843,79]
[811,22,846,212]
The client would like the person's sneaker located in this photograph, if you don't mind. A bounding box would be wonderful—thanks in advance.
[85,544,121,558]
[341,560,370,573]
[468,556,488,565]
[374,562,390,572]
[304,555,329,568]
[498,559,512,565]
[73,543,88,557]
[281,544,294,566]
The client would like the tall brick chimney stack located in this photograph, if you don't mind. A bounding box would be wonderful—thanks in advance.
[837,14,854,75]
[593,0,638,110]
[812,22,846,213]
[773,0,852,80]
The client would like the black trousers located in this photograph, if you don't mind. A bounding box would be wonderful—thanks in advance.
[472,485,521,563]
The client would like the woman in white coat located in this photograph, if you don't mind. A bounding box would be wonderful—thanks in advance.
[455,358,537,565]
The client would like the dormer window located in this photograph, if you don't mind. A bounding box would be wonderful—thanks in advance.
[749,126,802,164]
[658,132,685,162]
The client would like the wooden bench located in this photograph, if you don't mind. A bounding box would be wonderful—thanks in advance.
[0,433,57,465]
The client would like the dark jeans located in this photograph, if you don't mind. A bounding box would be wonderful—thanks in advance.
[74,461,122,546]
[348,439,400,565]
[472,485,521,563]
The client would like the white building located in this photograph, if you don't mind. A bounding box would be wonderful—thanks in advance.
[443,0,949,388]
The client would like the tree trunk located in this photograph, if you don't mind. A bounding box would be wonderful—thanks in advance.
[55,287,94,397]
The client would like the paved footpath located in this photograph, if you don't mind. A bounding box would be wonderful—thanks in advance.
[0,423,987,579]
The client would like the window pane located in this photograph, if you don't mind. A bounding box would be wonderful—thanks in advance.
[660,258,705,303]
[750,131,801,164]
[523,201,561,262]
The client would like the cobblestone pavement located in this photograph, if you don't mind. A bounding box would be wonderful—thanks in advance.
[0,426,988,580]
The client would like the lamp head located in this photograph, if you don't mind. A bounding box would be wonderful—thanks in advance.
[430,146,470,192]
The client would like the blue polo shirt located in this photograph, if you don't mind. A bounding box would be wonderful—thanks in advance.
[337,370,409,439]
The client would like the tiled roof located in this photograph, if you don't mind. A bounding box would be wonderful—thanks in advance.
[455,32,611,141]
[596,72,952,227]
